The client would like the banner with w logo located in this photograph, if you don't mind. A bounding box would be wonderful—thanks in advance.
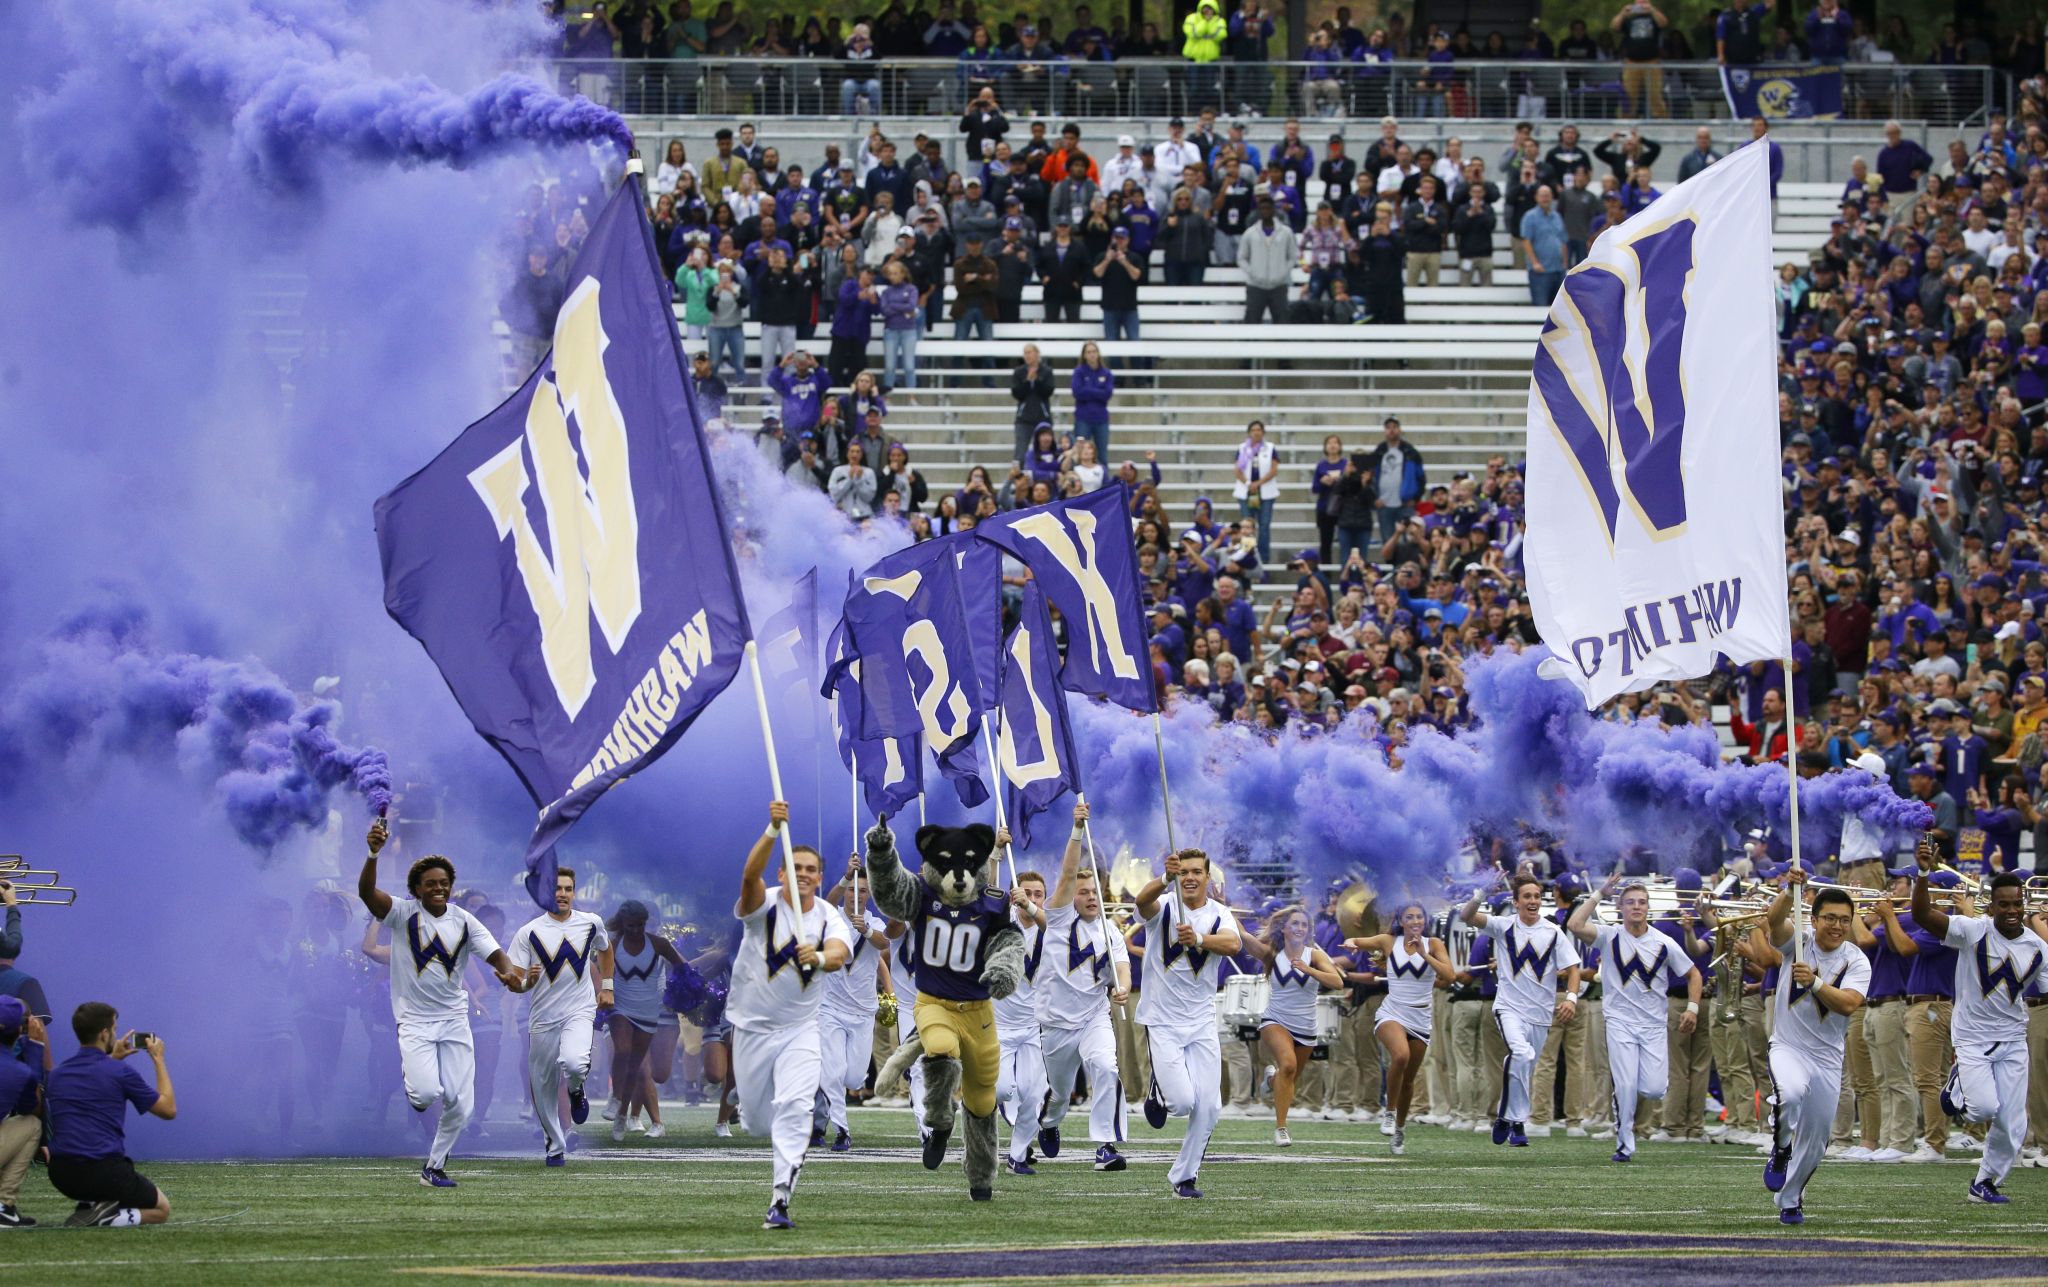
[1523,140,1789,708]
[375,172,749,899]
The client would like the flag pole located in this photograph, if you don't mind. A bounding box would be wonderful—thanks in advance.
[1151,710,1178,855]
[744,641,806,907]
[1075,788,1121,1022]
[1783,653,1804,968]
[980,713,1020,888]
[850,747,861,860]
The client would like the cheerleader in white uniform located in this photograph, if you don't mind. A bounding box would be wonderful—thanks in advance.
[1240,906,1345,1146]
[1348,904,1455,1154]
[605,901,692,1140]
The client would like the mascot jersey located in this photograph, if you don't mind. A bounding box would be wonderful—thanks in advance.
[908,885,1013,1002]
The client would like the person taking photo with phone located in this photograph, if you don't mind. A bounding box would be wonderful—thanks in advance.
[43,1001,177,1227]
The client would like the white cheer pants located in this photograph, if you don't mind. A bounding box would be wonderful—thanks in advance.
[815,1007,876,1135]
[1148,1022,1221,1184]
[735,1024,822,1207]
[1492,1007,1549,1126]
[1607,1022,1670,1157]
[399,1016,475,1170]
[527,1013,595,1156]
[996,1030,1048,1163]
[1769,1043,1841,1212]
[1042,1019,1127,1145]
[1947,1040,2031,1187]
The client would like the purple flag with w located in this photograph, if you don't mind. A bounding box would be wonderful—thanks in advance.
[375,172,749,909]
[844,539,991,807]
[997,582,1080,848]
[975,485,1155,713]
[823,616,923,817]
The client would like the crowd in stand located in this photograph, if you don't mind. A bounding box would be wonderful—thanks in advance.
[549,3,2046,123]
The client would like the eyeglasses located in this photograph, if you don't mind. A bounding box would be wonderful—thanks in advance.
[1814,914,1854,928]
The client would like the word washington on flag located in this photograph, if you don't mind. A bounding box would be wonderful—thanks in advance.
[1523,139,1789,708]
[375,169,749,897]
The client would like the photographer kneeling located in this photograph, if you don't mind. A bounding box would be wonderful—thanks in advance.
[45,1002,175,1227]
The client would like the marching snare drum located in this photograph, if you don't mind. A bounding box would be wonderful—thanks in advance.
[1219,973,1270,1036]
[1313,994,1344,1047]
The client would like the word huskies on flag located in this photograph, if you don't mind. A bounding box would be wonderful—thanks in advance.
[997,583,1080,848]
[843,538,993,806]
[822,607,922,818]
[375,171,749,902]
[976,485,1155,713]
[1522,139,1788,708]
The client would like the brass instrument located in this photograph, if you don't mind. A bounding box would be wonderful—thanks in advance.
[1333,878,1379,939]
[876,990,899,1029]
[0,855,76,907]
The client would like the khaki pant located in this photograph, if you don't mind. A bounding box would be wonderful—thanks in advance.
[1832,1008,1879,1147]
[1908,998,1955,1153]
[1622,61,1666,117]
[1713,991,1773,1129]
[1532,1000,1586,1127]
[1112,999,1151,1102]
[1404,251,1441,288]
[1222,1034,1255,1107]
[1663,995,1714,1137]
[1450,1000,1487,1120]
[1864,999,1919,1153]
[2027,1002,2048,1150]
[1575,999,1611,1128]
[1480,1002,1509,1118]
[1459,259,1494,287]
[1422,991,1456,1115]
[1323,994,1384,1112]
[0,1113,39,1206]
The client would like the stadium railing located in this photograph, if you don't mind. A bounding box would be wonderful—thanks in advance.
[549,56,2008,127]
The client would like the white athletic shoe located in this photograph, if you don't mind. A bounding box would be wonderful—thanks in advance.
[1866,1147,1906,1163]
[1525,1123,1553,1138]
[1740,1130,1773,1147]
[611,1118,628,1142]
[1704,1094,1725,1117]
[1648,1130,1676,1143]
[1319,1107,1344,1122]
[1245,1103,1274,1119]
[1824,1143,1850,1158]
[714,1122,732,1138]
[1706,1123,1730,1141]
[645,1121,666,1139]
[1590,1127,1614,1140]
[629,1113,647,1135]
[1447,1116,1472,1132]
[1274,1127,1292,1147]
[1217,1104,1244,1121]
[602,1098,620,1122]
[1842,1146,1874,1161]
[1378,1110,1395,1134]
[1390,1127,1405,1156]
[1951,1136,1985,1154]
[2022,1146,2044,1161]
[1903,1142,1943,1163]
[1565,1125,1588,1138]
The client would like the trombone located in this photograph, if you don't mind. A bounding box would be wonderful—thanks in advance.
[0,855,77,907]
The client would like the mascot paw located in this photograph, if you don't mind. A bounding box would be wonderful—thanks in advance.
[981,957,1022,1000]
[864,822,895,856]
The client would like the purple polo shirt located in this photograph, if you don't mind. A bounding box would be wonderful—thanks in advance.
[1653,915,1710,997]
[0,1040,44,1118]
[47,1047,159,1160]
[1468,933,1496,999]
[1905,922,1956,998]
[1866,912,1916,999]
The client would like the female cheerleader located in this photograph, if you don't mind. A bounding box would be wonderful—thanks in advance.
[1348,904,1456,1154]
[605,900,692,1140]
[1241,906,1345,1146]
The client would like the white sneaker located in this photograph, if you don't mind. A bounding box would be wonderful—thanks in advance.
[714,1122,732,1138]
[1590,1127,1614,1140]
[1390,1127,1405,1156]
[602,1098,620,1122]
[1245,1103,1274,1119]
[629,1113,647,1135]
[1824,1143,1850,1158]
[645,1121,666,1139]
[1566,1125,1588,1138]
[1525,1123,1553,1138]
[1704,1094,1725,1116]
[1447,1116,1471,1132]
[1706,1123,1730,1141]
[1274,1127,1292,1147]
[1741,1130,1773,1147]
[2021,1146,2043,1161]
[1379,1110,1396,1135]
[1903,1142,1943,1163]
[1319,1107,1343,1121]
[1649,1130,1675,1143]
[1217,1104,1245,1120]
[611,1118,628,1142]
[1952,1136,1985,1153]
[1867,1147,1906,1162]
[1841,1145,1873,1161]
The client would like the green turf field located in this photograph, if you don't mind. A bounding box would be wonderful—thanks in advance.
[6,1107,2047,1285]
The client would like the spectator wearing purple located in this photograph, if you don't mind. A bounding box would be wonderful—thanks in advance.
[827,268,879,387]
[765,347,830,438]
[1874,121,1933,223]
[877,259,923,395]
[1070,340,1115,462]
[1310,434,1347,565]
[1215,574,1260,659]
[1750,117,1784,206]
[0,995,48,1227]
[1802,0,1853,64]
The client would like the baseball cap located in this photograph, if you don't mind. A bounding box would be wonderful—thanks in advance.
[1672,866,1704,893]
[0,995,23,1040]
[1004,216,1024,230]
[896,229,915,241]
[1118,134,1136,148]
[1906,762,1938,777]
[1113,225,1130,237]
[965,175,982,187]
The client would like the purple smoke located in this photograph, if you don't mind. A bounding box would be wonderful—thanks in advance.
[0,605,392,849]
[19,0,630,234]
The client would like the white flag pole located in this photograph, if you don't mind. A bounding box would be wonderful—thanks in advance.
[850,747,861,858]
[744,641,805,907]
[1784,654,1804,968]
[981,713,1020,889]
[1151,710,1178,855]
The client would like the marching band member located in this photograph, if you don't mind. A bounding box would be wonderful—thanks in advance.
[1137,849,1243,1198]
[1463,872,1581,1147]
[1034,804,1134,1173]
[1904,865,1967,1162]
[1567,874,1703,1162]
[729,801,851,1231]
[1650,868,1715,1143]
[1911,844,2046,1204]
[1858,866,1922,1163]
[356,818,522,1188]
[995,870,1050,1176]
[814,856,892,1153]
[1431,897,1484,1131]
[1241,906,1344,1147]
[1347,904,1455,1154]
[1762,868,1869,1225]
[507,867,613,1167]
